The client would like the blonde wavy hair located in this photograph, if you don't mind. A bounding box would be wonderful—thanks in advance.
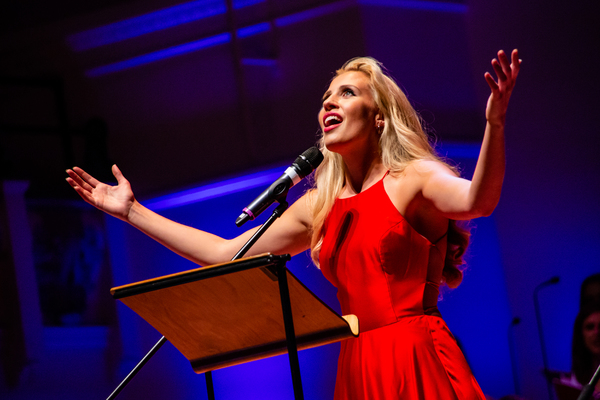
[308,57,469,289]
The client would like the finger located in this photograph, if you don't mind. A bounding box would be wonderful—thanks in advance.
[484,72,499,92]
[112,164,128,185]
[74,186,97,205]
[66,178,96,204]
[491,59,507,82]
[497,50,511,77]
[73,166,101,188]
[65,176,79,190]
[511,49,521,78]
[66,168,94,192]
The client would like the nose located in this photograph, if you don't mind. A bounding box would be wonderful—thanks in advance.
[323,97,338,111]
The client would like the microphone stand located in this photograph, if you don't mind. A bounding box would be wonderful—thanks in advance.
[508,317,521,395]
[534,277,559,400]
[107,201,290,400]
[577,363,600,400]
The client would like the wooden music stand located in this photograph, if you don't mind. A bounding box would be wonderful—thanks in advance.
[110,253,359,400]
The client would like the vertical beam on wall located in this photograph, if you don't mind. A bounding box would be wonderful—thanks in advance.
[103,215,143,380]
[0,181,43,386]
[266,0,280,60]
[225,0,258,160]
[52,78,74,170]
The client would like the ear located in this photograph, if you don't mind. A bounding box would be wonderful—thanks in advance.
[375,113,385,130]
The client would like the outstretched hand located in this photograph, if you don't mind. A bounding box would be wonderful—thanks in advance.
[485,49,521,126]
[66,164,135,221]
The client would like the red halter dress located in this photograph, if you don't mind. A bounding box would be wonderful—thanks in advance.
[319,176,485,399]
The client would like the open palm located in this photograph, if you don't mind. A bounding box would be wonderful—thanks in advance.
[66,164,135,221]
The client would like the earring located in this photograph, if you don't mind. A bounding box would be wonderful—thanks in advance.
[376,120,384,133]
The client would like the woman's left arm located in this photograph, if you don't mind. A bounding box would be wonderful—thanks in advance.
[422,49,521,219]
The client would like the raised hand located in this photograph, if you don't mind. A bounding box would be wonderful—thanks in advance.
[66,164,136,221]
[484,49,521,126]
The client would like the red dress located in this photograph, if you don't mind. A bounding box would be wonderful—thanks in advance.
[319,177,485,399]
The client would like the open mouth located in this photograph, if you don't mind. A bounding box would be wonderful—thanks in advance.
[323,113,343,130]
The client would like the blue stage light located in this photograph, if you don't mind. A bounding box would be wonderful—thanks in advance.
[144,167,285,211]
[357,0,467,14]
[86,33,230,77]
[237,22,271,38]
[68,0,265,51]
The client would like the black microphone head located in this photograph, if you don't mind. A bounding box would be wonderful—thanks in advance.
[294,146,324,177]
[302,146,324,168]
[549,276,560,284]
[511,317,521,326]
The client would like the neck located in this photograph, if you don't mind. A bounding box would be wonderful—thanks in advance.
[341,146,386,195]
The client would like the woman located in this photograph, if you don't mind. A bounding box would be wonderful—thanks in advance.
[66,49,520,399]
[555,306,600,398]
[572,306,600,394]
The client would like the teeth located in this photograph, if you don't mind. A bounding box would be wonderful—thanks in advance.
[325,115,341,126]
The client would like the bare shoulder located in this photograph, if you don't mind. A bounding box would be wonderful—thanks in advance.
[384,160,454,241]
[387,159,458,192]
[406,159,459,179]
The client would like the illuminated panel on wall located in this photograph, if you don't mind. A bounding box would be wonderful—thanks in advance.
[357,0,467,13]
[68,0,265,51]
[85,21,274,77]
[237,22,271,38]
[144,142,477,211]
[275,1,353,27]
[144,166,285,211]
[86,33,231,77]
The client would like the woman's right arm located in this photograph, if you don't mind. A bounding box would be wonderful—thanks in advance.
[66,165,313,266]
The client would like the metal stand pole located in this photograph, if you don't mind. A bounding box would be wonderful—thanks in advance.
[508,317,521,395]
[534,276,559,400]
[107,336,167,400]
[277,261,304,400]
[205,371,215,400]
[577,362,600,400]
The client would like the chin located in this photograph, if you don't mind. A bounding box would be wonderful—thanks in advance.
[322,138,343,151]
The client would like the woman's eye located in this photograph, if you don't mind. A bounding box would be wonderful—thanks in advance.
[342,89,354,97]
[584,323,597,331]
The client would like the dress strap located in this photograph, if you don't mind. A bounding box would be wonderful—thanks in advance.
[379,170,390,182]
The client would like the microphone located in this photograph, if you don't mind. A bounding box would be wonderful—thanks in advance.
[235,146,324,227]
